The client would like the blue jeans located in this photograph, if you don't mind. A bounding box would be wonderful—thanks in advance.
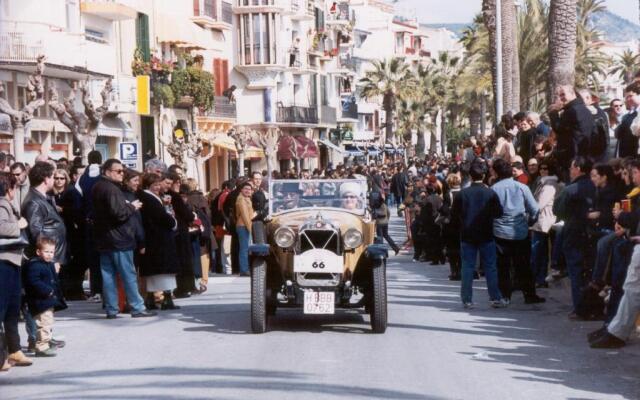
[237,226,250,275]
[607,239,633,322]
[460,240,502,304]
[591,231,619,283]
[191,236,202,279]
[100,250,145,316]
[563,237,585,311]
[530,231,549,285]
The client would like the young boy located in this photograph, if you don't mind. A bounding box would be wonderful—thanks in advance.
[23,237,66,357]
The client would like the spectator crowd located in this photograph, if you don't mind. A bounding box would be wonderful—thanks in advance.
[2,80,640,372]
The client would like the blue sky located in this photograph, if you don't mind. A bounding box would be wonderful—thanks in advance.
[390,0,638,24]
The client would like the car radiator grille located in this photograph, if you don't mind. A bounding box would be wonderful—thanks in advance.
[299,230,339,253]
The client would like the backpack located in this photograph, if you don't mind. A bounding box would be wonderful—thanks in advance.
[590,111,608,158]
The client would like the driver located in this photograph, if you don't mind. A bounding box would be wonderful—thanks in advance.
[339,182,363,210]
[278,182,312,211]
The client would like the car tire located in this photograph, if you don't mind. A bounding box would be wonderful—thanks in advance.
[251,258,267,333]
[370,259,388,333]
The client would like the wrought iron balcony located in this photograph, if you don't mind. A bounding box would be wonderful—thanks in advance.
[205,96,237,119]
[276,105,318,124]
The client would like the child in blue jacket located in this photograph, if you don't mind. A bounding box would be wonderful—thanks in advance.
[23,237,67,357]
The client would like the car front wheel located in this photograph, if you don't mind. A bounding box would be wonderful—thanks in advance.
[370,259,388,333]
[251,258,267,333]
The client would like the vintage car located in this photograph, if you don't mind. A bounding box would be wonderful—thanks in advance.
[248,179,388,334]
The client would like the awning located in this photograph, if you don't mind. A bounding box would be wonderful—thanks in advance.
[210,134,237,152]
[277,135,319,160]
[95,115,133,138]
[344,144,364,157]
[25,118,71,133]
[318,139,345,154]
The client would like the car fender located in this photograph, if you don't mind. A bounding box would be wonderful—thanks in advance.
[365,244,388,261]
[249,243,270,257]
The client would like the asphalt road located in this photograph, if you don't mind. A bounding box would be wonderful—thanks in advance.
[1,215,639,400]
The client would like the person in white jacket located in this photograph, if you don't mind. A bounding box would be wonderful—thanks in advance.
[530,159,563,287]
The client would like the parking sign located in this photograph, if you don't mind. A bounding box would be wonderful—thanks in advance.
[119,142,138,170]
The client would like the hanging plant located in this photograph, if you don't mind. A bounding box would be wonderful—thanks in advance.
[171,67,215,111]
[152,83,175,108]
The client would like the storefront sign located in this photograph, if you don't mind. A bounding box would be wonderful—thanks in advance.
[136,75,150,115]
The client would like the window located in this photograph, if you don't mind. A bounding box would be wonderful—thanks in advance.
[364,114,374,131]
[395,33,404,52]
[320,75,328,106]
[136,13,150,62]
[65,0,79,32]
[53,131,70,145]
[25,131,47,145]
[85,28,108,44]
[252,14,261,64]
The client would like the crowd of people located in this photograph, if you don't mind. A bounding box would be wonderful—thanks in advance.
[2,80,640,372]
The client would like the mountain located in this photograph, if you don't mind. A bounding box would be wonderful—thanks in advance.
[421,23,468,38]
[591,10,640,43]
[422,11,640,43]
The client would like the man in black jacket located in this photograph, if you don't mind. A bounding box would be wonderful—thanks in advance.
[251,171,267,244]
[549,85,594,176]
[553,156,596,318]
[615,82,640,158]
[91,159,155,319]
[451,159,506,308]
[22,162,67,266]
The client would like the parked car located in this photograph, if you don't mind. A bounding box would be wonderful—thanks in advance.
[249,179,389,333]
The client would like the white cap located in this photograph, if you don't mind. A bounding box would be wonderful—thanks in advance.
[339,181,362,198]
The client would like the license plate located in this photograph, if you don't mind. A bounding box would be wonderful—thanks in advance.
[303,291,335,314]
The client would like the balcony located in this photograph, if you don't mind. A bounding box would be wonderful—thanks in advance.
[192,0,233,30]
[276,105,318,125]
[233,0,283,13]
[339,101,358,122]
[208,96,237,120]
[327,3,350,26]
[80,1,137,21]
[288,0,315,20]
[0,24,115,77]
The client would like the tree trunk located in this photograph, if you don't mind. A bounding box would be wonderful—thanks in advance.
[384,105,393,143]
[501,0,516,113]
[13,123,24,158]
[238,153,245,177]
[482,0,499,116]
[480,95,487,136]
[440,109,447,155]
[416,129,426,157]
[510,0,521,111]
[547,0,577,105]
[470,108,481,136]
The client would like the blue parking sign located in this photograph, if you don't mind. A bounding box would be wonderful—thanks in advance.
[119,142,138,161]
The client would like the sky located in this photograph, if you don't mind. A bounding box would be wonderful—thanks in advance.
[389,0,639,25]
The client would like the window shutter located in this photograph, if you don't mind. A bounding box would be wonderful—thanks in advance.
[221,59,229,93]
[193,0,200,16]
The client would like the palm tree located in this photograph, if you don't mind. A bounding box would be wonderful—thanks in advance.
[518,0,548,111]
[610,50,640,85]
[574,0,608,89]
[359,58,413,143]
[547,0,577,105]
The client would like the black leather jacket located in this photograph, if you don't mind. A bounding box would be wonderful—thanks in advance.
[22,188,68,264]
[91,176,138,252]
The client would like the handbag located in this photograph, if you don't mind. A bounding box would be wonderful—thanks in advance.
[0,229,29,251]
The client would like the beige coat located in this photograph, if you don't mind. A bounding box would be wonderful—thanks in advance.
[531,175,562,233]
[0,196,24,265]
[235,195,254,233]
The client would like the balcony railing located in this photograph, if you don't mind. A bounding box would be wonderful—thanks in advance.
[0,31,43,62]
[277,105,318,124]
[208,96,237,119]
[340,101,358,120]
[194,0,233,28]
[328,3,350,22]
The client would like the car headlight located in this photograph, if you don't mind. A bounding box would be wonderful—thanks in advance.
[343,228,363,249]
[274,227,296,248]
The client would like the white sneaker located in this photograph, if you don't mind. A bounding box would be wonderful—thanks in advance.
[463,302,474,309]
[490,298,509,308]
[87,294,102,303]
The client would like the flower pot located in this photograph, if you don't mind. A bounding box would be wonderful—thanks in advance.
[176,95,194,108]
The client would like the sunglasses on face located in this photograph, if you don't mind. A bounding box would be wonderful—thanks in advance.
[54,177,66,181]
[613,104,623,108]
[110,169,125,174]
[540,166,549,170]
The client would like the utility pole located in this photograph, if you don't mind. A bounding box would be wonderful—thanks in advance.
[496,0,504,118]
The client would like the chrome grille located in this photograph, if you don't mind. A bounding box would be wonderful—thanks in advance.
[299,229,339,253]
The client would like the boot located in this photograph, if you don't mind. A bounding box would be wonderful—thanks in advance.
[161,291,181,310]
[144,293,158,310]
[8,351,32,366]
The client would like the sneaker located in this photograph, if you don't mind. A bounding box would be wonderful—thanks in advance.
[590,332,626,349]
[131,310,157,318]
[35,347,57,357]
[463,302,474,309]
[50,339,66,349]
[490,298,509,308]
[106,314,118,319]
[27,340,36,354]
[87,294,102,303]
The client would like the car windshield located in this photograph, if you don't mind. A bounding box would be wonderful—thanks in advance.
[269,179,368,215]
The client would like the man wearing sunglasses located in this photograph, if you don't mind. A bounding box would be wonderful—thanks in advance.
[91,159,154,319]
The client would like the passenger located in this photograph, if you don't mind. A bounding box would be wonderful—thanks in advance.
[340,182,363,210]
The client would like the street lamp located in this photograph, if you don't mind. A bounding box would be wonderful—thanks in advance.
[496,0,503,118]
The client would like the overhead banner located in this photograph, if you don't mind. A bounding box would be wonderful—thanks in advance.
[136,75,150,115]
